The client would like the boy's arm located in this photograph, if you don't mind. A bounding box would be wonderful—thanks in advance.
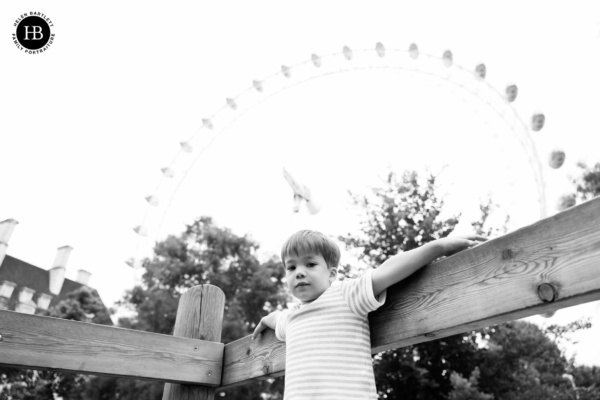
[252,310,281,340]
[371,235,486,297]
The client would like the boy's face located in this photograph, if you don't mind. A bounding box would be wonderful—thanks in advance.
[284,253,336,303]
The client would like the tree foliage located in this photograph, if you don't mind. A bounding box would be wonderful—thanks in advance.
[477,321,574,400]
[339,169,598,400]
[558,161,600,211]
[448,368,493,400]
[340,170,481,400]
[0,287,111,400]
[86,216,288,400]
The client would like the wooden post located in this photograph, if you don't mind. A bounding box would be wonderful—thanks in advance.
[163,285,225,400]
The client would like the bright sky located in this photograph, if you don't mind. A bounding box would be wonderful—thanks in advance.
[2,1,600,365]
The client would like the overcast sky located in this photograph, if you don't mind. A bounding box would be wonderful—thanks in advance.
[2,1,599,365]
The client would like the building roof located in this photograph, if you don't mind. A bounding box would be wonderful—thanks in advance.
[0,254,106,315]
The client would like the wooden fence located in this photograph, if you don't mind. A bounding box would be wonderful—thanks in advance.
[2,197,600,399]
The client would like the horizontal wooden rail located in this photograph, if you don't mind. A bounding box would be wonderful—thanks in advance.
[221,196,600,388]
[0,310,223,386]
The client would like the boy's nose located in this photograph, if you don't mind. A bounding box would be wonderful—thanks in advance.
[296,269,306,279]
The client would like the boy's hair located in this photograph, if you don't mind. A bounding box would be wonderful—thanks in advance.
[281,230,341,270]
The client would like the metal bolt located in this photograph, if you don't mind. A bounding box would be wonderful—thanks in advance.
[0,334,3,341]
[207,371,212,377]
[538,283,557,302]
[193,346,198,351]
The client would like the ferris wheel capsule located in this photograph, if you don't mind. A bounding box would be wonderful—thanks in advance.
[557,194,576,211]
[161,167,174,178]
[226,98,237,110]
[133,225,148,237]
[281,65,291,78]
[549,150,565,169]
[375,42,385,57]
[531,113,545,131]
[312,53,322,67]
[202,118,213,130]
[343,46,353,60]
[145,195,159,207]
[475,63,486,79]
[442,50,453,67]
[506,84,518,102]
[409,43,419,59]
[180,141,193,153]
[253,80,263,92]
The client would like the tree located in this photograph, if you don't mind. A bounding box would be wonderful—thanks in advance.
[338,169,598,400]
[570,365,600,400]
[558,162,600,211]
[448,368,493,400]
[476,321,585,400]
[0,287,112,400]
[86,216,288,400]
[339,170,482,400]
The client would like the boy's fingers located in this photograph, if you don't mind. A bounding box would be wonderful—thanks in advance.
[469,236,488,246]
[252,321,265,340]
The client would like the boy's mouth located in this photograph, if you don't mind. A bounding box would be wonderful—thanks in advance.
[295,282,309,288]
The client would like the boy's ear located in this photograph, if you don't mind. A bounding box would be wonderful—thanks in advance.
[329,268,337,282]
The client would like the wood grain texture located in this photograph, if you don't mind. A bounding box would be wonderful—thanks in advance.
[163,285,225,399]
[221,197,600,388]
[0,310,223,385]
[221,329,286,388]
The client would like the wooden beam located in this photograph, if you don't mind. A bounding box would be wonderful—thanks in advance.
[0,310,223,386]
[221,197,600,388]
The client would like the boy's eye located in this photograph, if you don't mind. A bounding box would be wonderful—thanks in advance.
[287,265,295,271]
[307,263,316,267]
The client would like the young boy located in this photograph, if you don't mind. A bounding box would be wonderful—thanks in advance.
[252,230,486,400]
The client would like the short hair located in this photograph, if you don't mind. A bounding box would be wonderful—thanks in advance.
[281,230,341,269]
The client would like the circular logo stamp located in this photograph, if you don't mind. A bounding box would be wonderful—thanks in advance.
[12,12,55,54]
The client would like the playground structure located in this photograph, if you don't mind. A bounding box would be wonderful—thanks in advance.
[1,196,600,399]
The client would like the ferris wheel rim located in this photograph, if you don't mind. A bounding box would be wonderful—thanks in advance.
[131,42,551,272]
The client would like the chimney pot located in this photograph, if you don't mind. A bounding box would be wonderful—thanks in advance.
[49,266,66,295]
[52,245,73,268]
[76,269,92,286]
[49,246,72,295]
[0,219,19,244]
[0,219,18,267]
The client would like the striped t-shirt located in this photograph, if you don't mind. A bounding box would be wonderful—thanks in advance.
[276,268,387,400]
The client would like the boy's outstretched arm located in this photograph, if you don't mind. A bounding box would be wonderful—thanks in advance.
[371,235,486,297]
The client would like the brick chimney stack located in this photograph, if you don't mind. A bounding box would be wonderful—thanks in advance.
[49,245,73,295]
[0,219,18,267]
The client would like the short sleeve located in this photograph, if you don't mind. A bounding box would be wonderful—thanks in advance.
[341,268,387,317]
[275,309,291,341]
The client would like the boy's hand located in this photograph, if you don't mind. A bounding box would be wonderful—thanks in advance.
[436,235,487,257]
[252,310,281,340]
